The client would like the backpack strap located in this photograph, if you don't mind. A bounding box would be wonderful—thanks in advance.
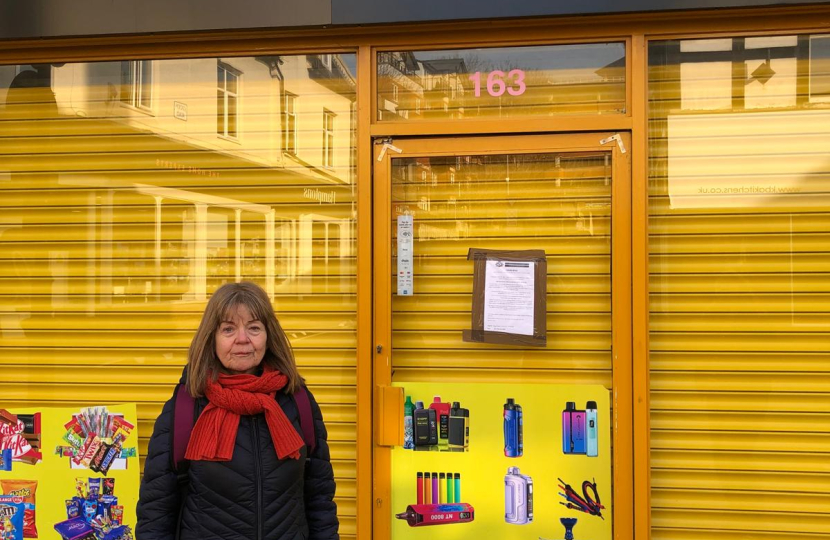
[294,386,317,455]
[172,383,196,472]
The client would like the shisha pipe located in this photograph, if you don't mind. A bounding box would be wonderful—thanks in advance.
[538,517,578,540]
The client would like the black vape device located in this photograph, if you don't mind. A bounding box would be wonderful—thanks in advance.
[414,401,438,446]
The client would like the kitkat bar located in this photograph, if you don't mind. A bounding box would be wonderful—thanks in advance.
[16,414,40,436]
[21,433,41,450]
[0,409,18,426]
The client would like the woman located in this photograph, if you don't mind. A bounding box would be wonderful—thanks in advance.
[137,281,339,540]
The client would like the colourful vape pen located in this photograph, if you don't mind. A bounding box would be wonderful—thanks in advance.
[425,472,431,504]
[446,472,454,503]
[417,472,424,504]
[439,473,446,503]
[432,472,438,503]
[454,473,461,503]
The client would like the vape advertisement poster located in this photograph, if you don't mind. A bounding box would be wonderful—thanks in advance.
[0,404,140,540]
[392,382,611,540]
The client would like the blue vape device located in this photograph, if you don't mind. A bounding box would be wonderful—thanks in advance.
[586,400,598,457]
[504,398,522,457]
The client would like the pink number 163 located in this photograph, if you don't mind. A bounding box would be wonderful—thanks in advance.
[468,69,526,97]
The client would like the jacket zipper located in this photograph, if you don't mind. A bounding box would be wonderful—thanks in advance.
[251,416,263,540]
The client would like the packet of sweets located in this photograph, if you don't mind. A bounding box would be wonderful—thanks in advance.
[109,507,123,527]
[0,495,25,540]
[0,450,11,472]
[87,479,101,501]
[119,448,136,459]
[102,479,115,497]
[82,500,97,524]
[65,500,81,519]
[74,478,87,500]
[1,480,37,538]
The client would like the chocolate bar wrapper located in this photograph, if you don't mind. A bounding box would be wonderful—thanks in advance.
[14,448,42,465]
[0,409,18,426]
[118,448,136,459]
[0,449,11,471]
[89,443,109,473]
[16,414,40,436]
[79,437,102,469]
[99,444,121,475]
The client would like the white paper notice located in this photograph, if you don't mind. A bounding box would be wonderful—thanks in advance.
[397,215,414,296]
[483,260,535,336]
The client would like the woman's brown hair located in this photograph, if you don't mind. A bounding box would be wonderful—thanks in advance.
[186,281,303,397]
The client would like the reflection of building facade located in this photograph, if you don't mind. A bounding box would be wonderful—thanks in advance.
[0,55,356,302]
[2,4,830,540]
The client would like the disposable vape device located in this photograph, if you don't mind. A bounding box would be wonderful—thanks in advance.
[448,402,469,448]
[439,473,446,503]
[429,397,451,445]
[424,472,431,504]
[404,396,415,449]
[454,473,461,503]
[504,467,533,524]
[417,472,424,504]
[586,400,598,457]
[504,398,523,457]
[446,472,454,503]
[562,402,587,454]
[395,503,475,527]
[431,473,438,503]
[414,401,438,446]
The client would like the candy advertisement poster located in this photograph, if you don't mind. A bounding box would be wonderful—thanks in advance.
[391,382,612,540]
[0,404,140,540]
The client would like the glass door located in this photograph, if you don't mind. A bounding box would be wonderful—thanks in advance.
[373,133,632,540]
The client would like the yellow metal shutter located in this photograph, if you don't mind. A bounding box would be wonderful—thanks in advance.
[648,36,830,539]
[0,56,357,537]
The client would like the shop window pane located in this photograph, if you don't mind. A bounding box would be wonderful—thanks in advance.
[0,53,357,537]
[377,43,626,121]
[648,34,830,538]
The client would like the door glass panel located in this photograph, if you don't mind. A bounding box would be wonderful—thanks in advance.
[377,43,626,121]
[389,150,614,537]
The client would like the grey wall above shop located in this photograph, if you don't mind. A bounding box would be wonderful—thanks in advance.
[0,0,828,40]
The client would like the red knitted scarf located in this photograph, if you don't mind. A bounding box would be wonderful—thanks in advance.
[184,369,304,461]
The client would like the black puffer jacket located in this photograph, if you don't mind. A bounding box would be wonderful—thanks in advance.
[136,373,339,540]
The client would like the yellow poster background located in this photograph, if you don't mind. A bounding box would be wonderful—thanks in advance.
[0,404,140,540]
[391,382,611,540]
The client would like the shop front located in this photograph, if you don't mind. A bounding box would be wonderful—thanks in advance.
[0,4,829,540]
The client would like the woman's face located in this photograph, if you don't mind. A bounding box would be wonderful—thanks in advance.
[215,304,267,375]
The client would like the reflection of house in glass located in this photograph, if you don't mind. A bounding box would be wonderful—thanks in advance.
[377,52,469,120]
[0,55,357,306]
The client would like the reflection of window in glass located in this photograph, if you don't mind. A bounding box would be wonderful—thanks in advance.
[284,93,297,154]
[323,109,336,168]
[392,83,399,103]
[217,63,240,139]
[810,35,830,103]
[121,60,153,111]
[321,54,332,69]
